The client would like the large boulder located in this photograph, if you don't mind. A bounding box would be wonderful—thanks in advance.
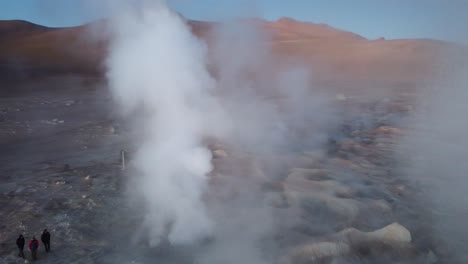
[336,222,412,246]
[279,223,412,264]
[283,168,361,219]
[363,222,411,244]
[287,168,330,181]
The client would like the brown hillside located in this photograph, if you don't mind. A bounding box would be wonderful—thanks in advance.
[0,18,457,92]
[266,17,366,41]
[0,20,52,38]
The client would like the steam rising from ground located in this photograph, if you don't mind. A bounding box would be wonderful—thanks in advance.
[399,53,468,262]
[104,2,468,263]
[105,1,336,262]
[106,3,225,246]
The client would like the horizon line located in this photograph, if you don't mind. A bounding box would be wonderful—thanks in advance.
[0,17,452,44]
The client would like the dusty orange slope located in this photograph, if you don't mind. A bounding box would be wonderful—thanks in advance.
[0,18,457,87]
[0,20,106,74]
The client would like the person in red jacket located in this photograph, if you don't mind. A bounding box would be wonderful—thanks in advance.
[28,236,39,260]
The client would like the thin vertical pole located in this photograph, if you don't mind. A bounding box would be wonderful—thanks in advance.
[121,150,126,170]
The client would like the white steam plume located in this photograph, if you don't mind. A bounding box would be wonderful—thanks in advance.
[106,2,225,246]
[104,2,337,261]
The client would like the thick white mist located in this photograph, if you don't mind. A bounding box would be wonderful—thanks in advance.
[399,55,468,262]
[106,4,223,246]
[104,2,336,261]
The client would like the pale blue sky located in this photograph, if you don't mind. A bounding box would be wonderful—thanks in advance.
[0,0,467,42]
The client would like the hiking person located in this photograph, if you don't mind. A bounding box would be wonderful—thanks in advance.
[16,234,25,258]
[28,236,39,260]
[41,229,51,252]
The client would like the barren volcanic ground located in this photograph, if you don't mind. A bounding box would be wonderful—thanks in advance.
[0,76,446,264]
[0,18,464,264]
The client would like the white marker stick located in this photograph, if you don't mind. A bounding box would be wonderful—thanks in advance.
[121,150,126,170]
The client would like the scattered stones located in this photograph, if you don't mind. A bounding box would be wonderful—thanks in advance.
[212,149,228,159]
[285,178,352,197]
[330,158,361,170]
[287,168,330,181]
[390,184,409,197]
[374,126,403,135]
[368,199,392,212]
[41,119,65,125]
[280,242,350,264]
[283,165,394,222]
[0,89,444,262]
[64,100,75,106]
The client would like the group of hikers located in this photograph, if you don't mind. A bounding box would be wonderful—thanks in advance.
[16,229,51,261]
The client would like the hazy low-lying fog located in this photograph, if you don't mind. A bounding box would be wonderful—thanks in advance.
[398,51,468,263]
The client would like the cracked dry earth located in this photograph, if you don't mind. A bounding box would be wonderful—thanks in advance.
[0,80,447,263]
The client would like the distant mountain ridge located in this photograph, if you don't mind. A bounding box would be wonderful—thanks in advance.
[0,20,52,37]
[266,17,366,41]
[0,17,459,88]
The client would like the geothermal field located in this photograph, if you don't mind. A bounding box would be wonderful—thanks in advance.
[1,3,468,264]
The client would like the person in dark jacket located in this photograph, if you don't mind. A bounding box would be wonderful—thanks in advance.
[28,237,39,260]
[16,234,25,258]
[41,229,51,252]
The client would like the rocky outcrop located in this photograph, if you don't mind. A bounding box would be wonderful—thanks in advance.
[335,222,412,245]
[280,223,412,264]
[283,166,391,220]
